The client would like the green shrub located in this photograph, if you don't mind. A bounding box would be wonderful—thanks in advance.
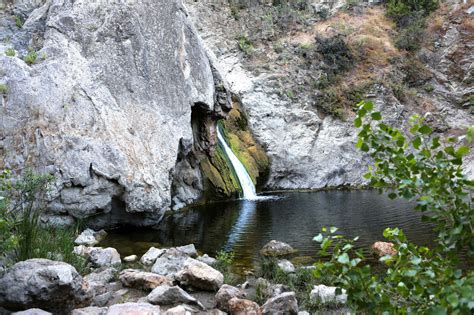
[23,50,38,65]
[15,15,24,28]
[5,48,15,57]
[0,171,18,257]
[215,250,237,284]
[315,34,354,77]
[0,84,8,95]
[395,18,426,51]
[237,35,254,55]
[386,0,438,26]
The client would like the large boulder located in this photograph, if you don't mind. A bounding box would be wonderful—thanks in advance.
[310,285,347,304]
[140,247,166,266]
[215,284,247,312]
[260,241,296,257]
[0,259,90,313]
[151,248,188,279]
[88,247,121,267]
[261,292,298,315]
[227,298,261,315]
[176,258,224,291]
[0,0,231,228]
[147,285,204,309]
[119,269,172,291]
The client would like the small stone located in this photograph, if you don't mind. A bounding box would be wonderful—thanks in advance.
[277,259,295,273]
[196,254,217,266]
[176,258,224,291]
[227,297,261,315]
[260,240,296,257]
[371,242,397,257]
[310,285,347,304]
[74,229,107,246]
[89,247,121,267]
[215,284,247,312]
[123,255,138,262]
[175,244,197,257]
[261,292,298,315]
[141,247,166,266]
[107,303,160,315]
[120,269,172,291]
[147,285,204,309]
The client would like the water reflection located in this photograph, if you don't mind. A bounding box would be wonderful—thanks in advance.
[224,200,257,251]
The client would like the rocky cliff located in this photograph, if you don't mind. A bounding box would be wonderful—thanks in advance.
[0,0,233,226]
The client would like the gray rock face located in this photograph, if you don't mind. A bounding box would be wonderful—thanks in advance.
[261,292,298,315]
[215,284,247,312]
[151,248,188,279]
[83,267,118,296]
[176,258,224,291]
[147,285,203,309]
[119,269,172,291]
[175,244,198,258]
[141,247,166,266]
[260,240,296,257]
[0,259,90,313]
[0,0,231,227]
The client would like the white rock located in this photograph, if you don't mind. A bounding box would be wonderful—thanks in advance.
[74,229,107,246]
[141,247,166,266]
[176,258,224,291]
[196,254,217,266]
[310,284,348,304]
[123,255,137,262]
[277,259,295,273]
[88,247,121,267]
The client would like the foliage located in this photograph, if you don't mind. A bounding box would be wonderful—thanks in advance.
[386,0,438,27]
[23,50,38,65]
[355,101,474,254]
[0,84,8,95]
[315,34,354,79]
[0,171,18,256]
[237,35,254,55]
[15,15,23,28]
[215,250,237,284]
[313,227,474,314]
[395,17,426,52]
[5,48,15,57]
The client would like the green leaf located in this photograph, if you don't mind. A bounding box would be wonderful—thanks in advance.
[354,117,362,128]
[363,101,374,111]
[455,145,469,158]
[404,269,417,277]
[412,136,422,149]
[446,293,459,308]
[337,253,350,264]
[418,125,432,135]
[371,112,382,120]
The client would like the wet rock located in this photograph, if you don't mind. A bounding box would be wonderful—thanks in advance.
[176,244,197,257]
[107,303,161,315]
[261,292,298,315]
[277,259,295,273]
[89,247,121,267]
[120,269,172,291]
[371,242,397,257]
[12,309,52,315]
[141,247,166,266]
[260,241,296,257]
[228,298,261,315]
[75,229,108,246]
[196,254,217,266]
[0,259,90,313]
[71,306,107,315]
[151,248,188,279]
[310,285,347,304]
[147,285,204,309]
[177,258,224,291]
[215,284,247,312]
[123,255,138,263]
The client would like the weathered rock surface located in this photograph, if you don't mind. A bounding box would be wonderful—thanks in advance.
[141,247,166,266]
[151,249,188,279]
[261,292,298,315]
[371,242,397,257]
[12,309,52,315]
[310,285,348,304]
[0,0,231,227]
[107,303,161,315]
[228,298,261,315]
[120,269,172,291]
[88,248,121,267]
[147,285,203,309]
[260,240,296,257]
[175,244,198,258]
[176,258,224,291]
[84,268,117,297]
[0,259,90,313]
[215,284,247,312]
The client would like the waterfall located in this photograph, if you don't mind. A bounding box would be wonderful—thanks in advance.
[217,126,258,200]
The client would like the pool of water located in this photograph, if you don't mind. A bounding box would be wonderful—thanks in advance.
[101,190,436,273]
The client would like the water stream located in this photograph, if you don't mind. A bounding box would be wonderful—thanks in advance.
[216,126,257,200]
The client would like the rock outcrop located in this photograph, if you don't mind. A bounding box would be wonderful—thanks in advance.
[0,0,231,227]
[0,259,90,313]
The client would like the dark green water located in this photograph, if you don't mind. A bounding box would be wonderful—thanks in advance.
[101,191,436,273]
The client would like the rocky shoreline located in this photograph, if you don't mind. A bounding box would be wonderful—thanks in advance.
[0,229,356,315]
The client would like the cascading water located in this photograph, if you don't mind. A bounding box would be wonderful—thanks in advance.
[217,126,258,200]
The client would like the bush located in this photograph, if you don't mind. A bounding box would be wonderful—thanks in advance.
[237,35,254,55]
[395,18,426,52]
[315,34,354,78]
[386,0,438,26]
[215,250,237,284]
[5,48,15,57]
[15,15,23,28]
[0,84,8,95]
[23,50,38,65]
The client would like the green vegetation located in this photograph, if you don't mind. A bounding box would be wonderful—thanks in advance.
[310,101,474,313]
[215,250,237,284]
[23,49,38,65]
[5,48,15,57]
[237,35,254,55]
[0,84,8,95]
[15,15,24,28]
[0,170,88,273]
